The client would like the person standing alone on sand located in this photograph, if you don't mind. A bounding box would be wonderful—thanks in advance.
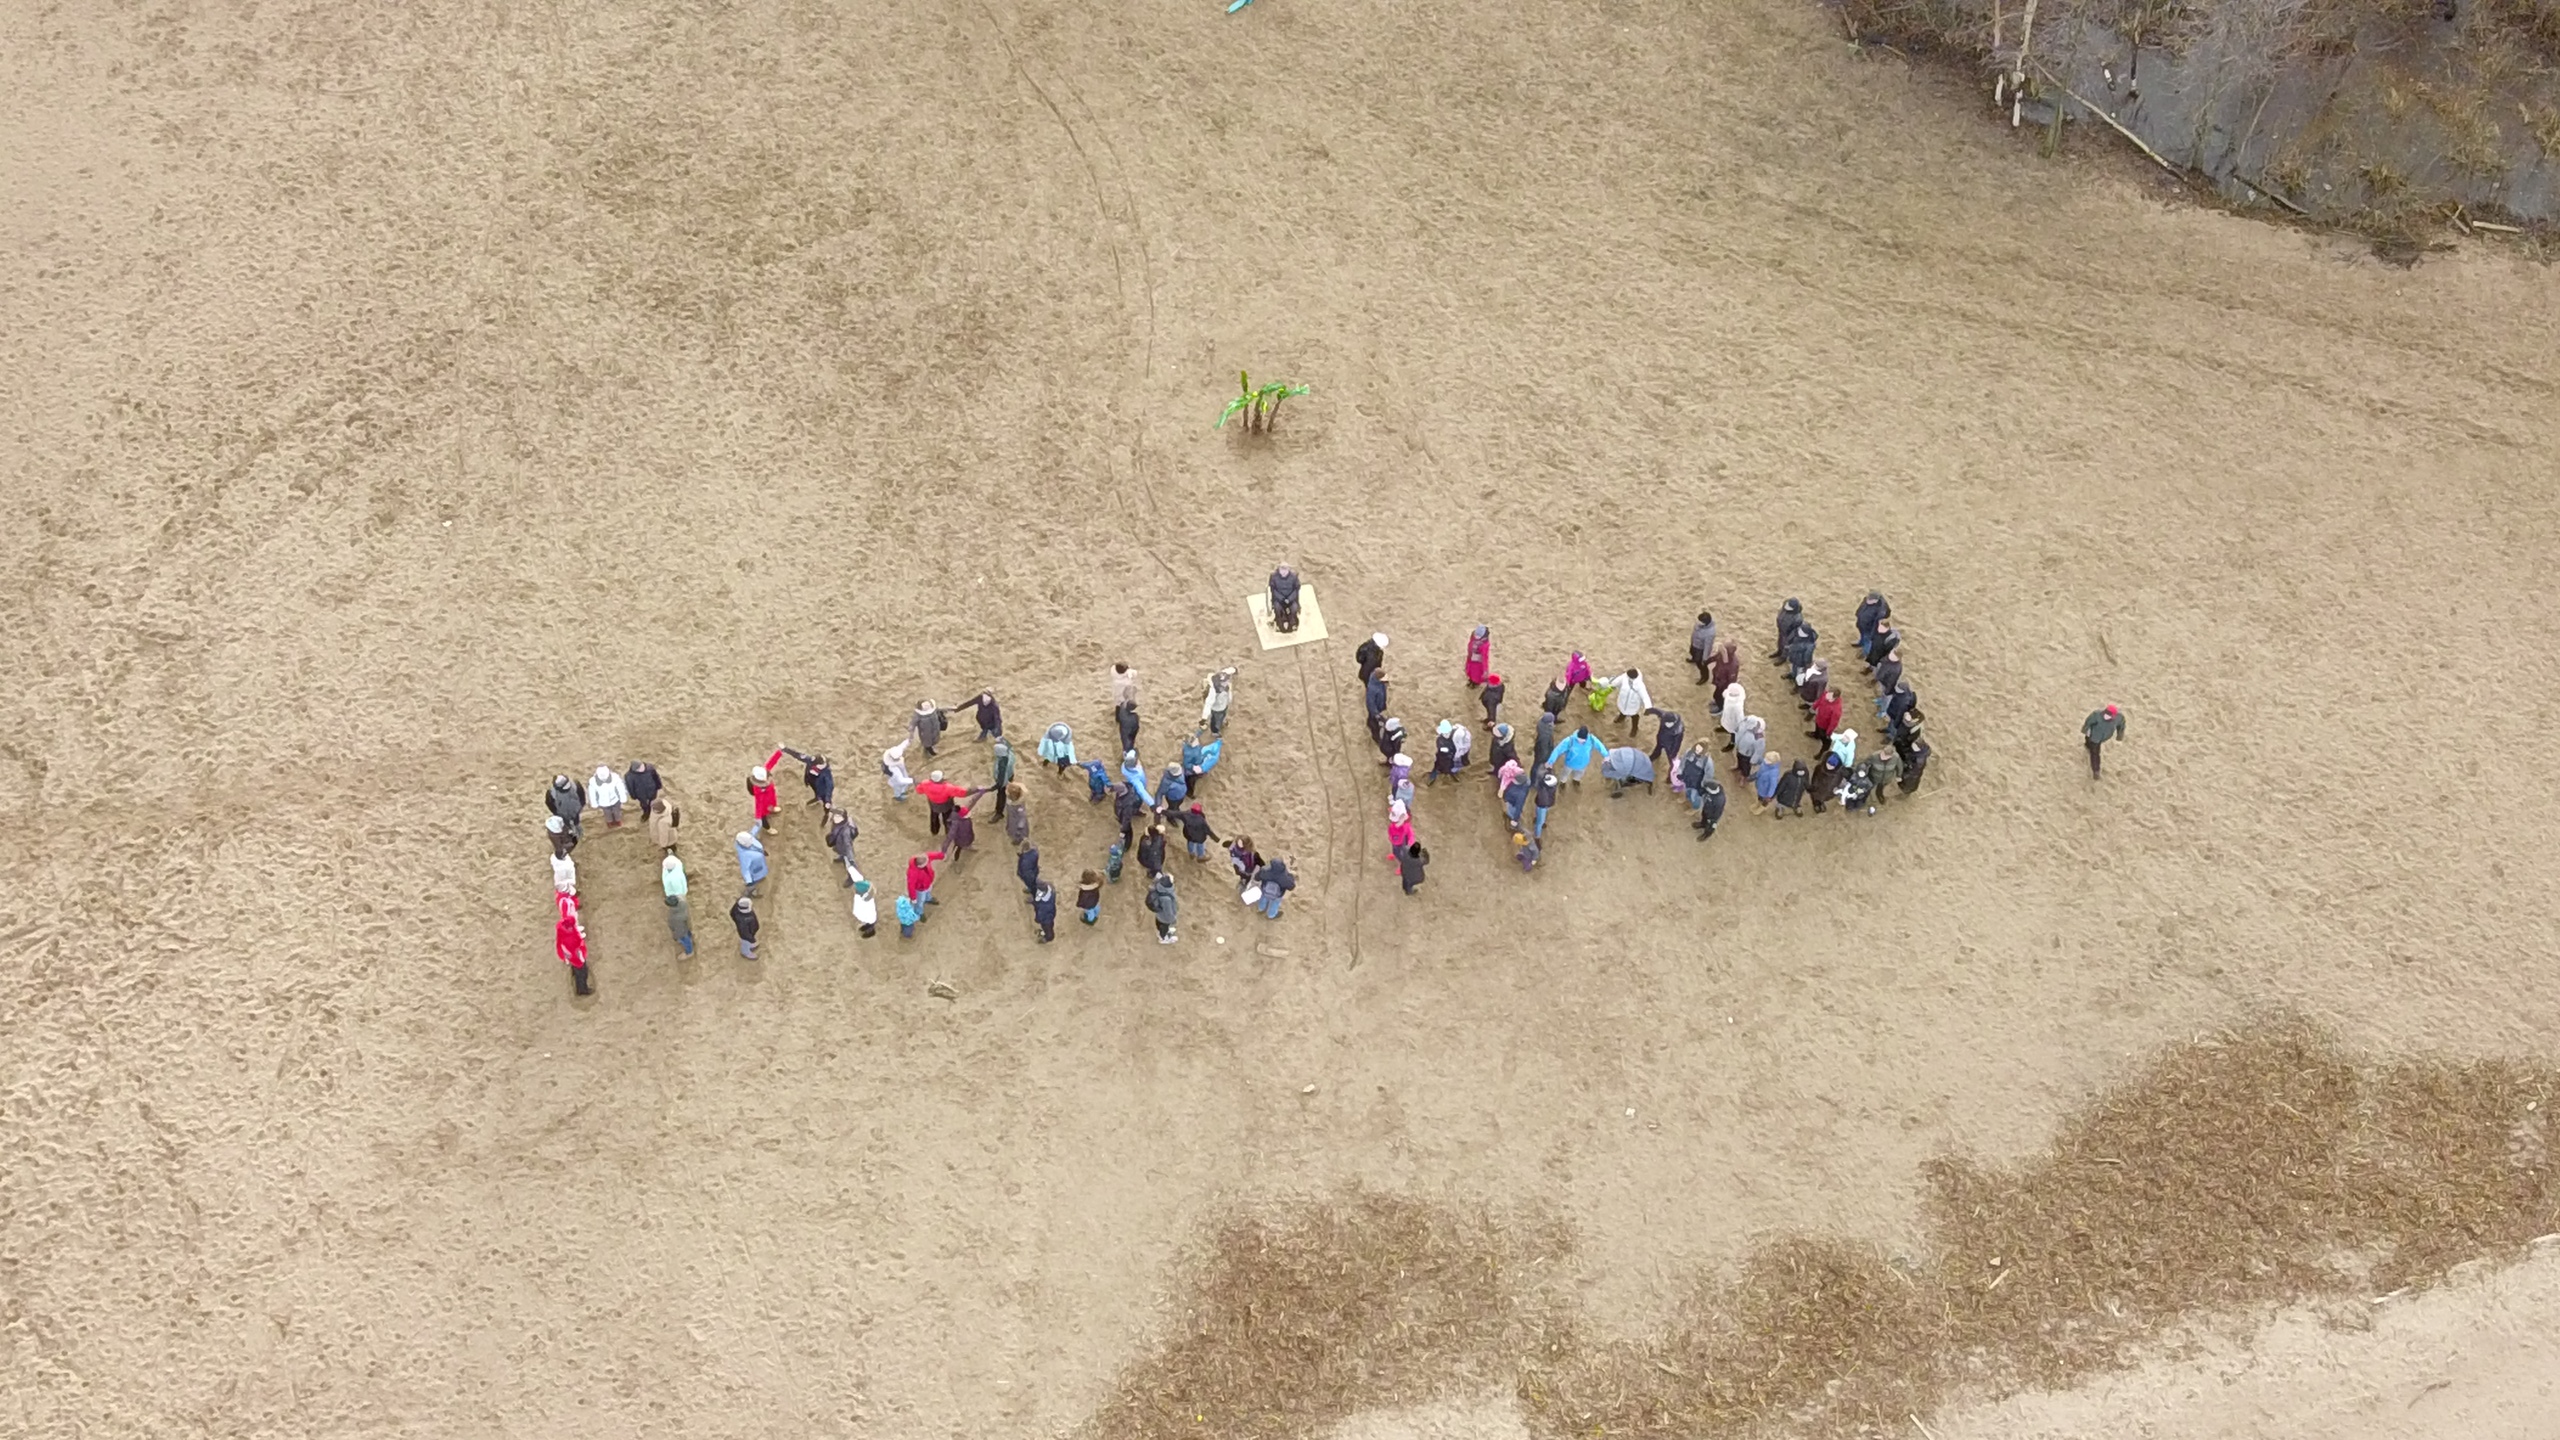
[730,897,760,959]
[2083,704,2126,779]
[1689,611,1718,684]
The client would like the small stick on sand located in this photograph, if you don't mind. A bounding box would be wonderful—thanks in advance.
[2470,220,2524,234]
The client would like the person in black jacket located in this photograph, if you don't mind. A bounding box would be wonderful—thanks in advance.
[1112,780,1145,849]
[1479,673,1506,727]
[546,774,584,841]
[1356,632,1388,681]
[960,690,1004,741]
[782,747,834,811]
[1031,880,1058,943]
[1772,760,1809,818]
[1251,857,1296,919]
[1016,844,1042,898]
[1899,738,1931,794]
[1485,723,1518,775]
[1648,709,1686,776]
[827,809,859,883]
[730,897,761,959]
[1178,804,1221,861]
[1855,592,1891,659]
[1115,700,1141,753]
[1541,674,1572,718]
[622,760,662,818]
[1772,597,1806,662]
[1268,567,1302,631]
[1693,773,1727,839]
[1136,823,1168,880]
[1374,716,1408,766]
[1534,711,1558,769]
[1396,841,1429,895]
[1364,671,1389,739]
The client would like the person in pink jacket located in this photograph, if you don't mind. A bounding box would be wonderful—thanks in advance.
[1464,625,1493,688]
[1385,799,1416,864]
[1563,650,1593,692]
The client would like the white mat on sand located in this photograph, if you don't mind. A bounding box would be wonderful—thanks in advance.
[1247,584,1329,650]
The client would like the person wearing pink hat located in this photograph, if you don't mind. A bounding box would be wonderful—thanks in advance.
[2083,704,2127,779]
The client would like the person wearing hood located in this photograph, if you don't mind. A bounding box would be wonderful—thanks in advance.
[1074,868,1104,926]
[2083,704,2127,779]
[1465,625,1493,688]
[1178,803,1221,861]
[730,896,760,959]
[1772,597,1806,662]
[1385,799,1417,862]
[648,793,683,853]
[1374,716,1409,767]
[1811,688,1844,747]
[1773,759,1810,818]
[1809,751,1845,814]
[1136,822,1169,880]
[1649,709,1687,779]
[1547,725,1604,786]
[1387,753,1415,808]
[1733,714,1768,778]
[1364,669,1390,739]
[585,765,628,827]
[850,875,879,938]
[550,847,578,897]
[1039,722,1078,774]
[1031,879,1058,943]
[1252,856,1296,919]
[1542,674,1573,719]
[945,795,980,858]
[910,700,948,757]
[1486,722,1518,775]
[1688,611,1718,684]
[1002,785,1031,849]
[1356,632,1389,681]
[1429,722,1459,787]
[1201,667,1237,735]
[1449,720,1473,774]
[1781,623,1818,677]
[735,829,769,895]
[1114,750,1155,808]
[1708,639,1742,715]
[1499,760,1531,827]
[1396,841,1430,896]
[1533,710,1559,769]
[1512,829,1542,873]
[1901,738,1932,794]
[1145,872,1180,943]
[545,774,584,842]
[960,690,1004,742]
[661,854,695,956]
[1600,746,1656,797]
[1564,650,1595,692]
[1016,843,1043,899]
[1856,592,1892,658]
[881,739,917,802]
[747,748,784,832]
[1531,769,1559,837]
[556,892,591,996]
[623,760,663,818]
[545,814,573,859]
[1883,682,1921,730]
[1752,753,1784,813]
[1719,682,1748,749]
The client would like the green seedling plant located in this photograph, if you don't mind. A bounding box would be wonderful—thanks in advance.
[1216,371,1311,436]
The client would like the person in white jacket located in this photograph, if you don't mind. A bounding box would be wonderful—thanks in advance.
[881,739,916,802]
[1720,682,1747,749]
[849,873,879,939]
[585,764,628,827]
[1609,669,1652,736]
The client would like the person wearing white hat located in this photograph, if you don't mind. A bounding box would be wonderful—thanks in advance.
[910,700,947,757]
[585,764,628,827]
[550,848,577,896]
[1355,632,1389,682]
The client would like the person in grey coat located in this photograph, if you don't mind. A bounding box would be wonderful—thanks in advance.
[1687,611,1717,684]
[1144,873,1179,944]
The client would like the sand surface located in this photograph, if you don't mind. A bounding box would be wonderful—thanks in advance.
[4,0,2558,1436]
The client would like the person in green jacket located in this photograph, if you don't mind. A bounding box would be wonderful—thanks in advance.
[2083,704,2127,779]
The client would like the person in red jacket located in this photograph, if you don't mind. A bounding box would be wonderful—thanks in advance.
[1809,688,1844,748]
[1464,625,1493,688]
[905,850,948,906]
[555,892,591,997]
[747,747,784,832]
[914,771,983,837]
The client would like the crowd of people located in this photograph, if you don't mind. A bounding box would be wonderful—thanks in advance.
[538,585,2010,996]
[538,665,1295,995]
[1346,590,1941,891]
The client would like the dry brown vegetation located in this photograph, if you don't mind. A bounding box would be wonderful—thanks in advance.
[1091,1021,2560,1440]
